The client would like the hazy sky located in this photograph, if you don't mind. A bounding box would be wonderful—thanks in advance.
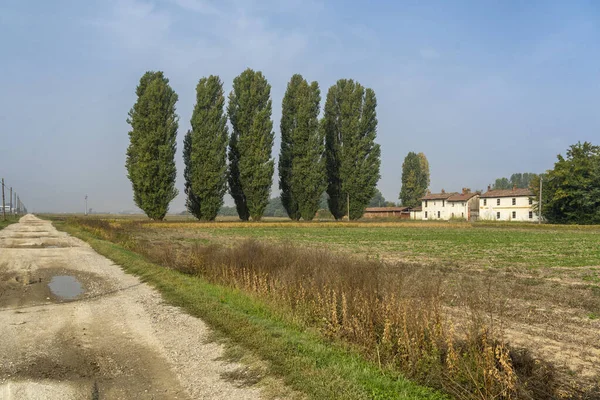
[1,0,599,213]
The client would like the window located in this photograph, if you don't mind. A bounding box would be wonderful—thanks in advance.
[452,202,455,207]
[512,211,516,219]
[437,211,440,218]
[483,199,487,206]
[529,198,533,205]
[425,200,428,208]
[425,211,428,218]
[529,211,533,219]
[512,198,516,206]
[496,212,500,219]
[442,200,445,207]
[434,201,436,206]
[496,198,500,206]
[462,212,464,218]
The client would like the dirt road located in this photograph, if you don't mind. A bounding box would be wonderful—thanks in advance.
[0,215,262,399]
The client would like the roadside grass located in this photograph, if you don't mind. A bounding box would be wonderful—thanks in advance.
[0,216,19,230]
[56,220,447,400]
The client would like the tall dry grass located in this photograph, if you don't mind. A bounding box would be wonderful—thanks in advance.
[72,218,571,400]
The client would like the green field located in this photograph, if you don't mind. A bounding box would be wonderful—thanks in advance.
[137,221,600,269]
[0,216,19,230]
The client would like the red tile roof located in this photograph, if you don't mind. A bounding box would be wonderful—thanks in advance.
[364,207,410,212]
[421,192,457,200]
[447,192,479,202]
[480,188,533,198]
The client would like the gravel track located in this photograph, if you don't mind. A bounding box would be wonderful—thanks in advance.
[0,215,262,400]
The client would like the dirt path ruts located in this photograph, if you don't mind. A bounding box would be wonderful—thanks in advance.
[0,215,262,400]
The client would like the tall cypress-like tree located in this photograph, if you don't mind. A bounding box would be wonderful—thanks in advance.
[279,74,324,221]
[399,151,428,207]
[323,80,381,220]
[126,71,178,220]
[183,76,228,221]
[183,131,201,217]
[418,152,430,191]
[227,69,274,221]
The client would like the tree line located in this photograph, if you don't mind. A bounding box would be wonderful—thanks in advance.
[126,70,380,221]
[491,173,537,190]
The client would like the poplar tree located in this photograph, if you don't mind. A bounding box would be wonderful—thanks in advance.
[227,69,274,221]
[399,152,425,207]
[126,71,178,220]
[183,131,201,217]
[323,80,381,220]
[279,74,324,221]
[418,152,430,190]
[184,76,228,221]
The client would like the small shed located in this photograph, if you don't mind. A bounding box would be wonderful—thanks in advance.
[409,206,422,220]
[363,206,411,219]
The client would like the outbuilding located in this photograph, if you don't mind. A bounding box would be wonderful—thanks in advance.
[363,206,411,219]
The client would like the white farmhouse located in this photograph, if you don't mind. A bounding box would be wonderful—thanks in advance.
[421,190,456,220]
[447,189,480,221]
[479,186,539,222]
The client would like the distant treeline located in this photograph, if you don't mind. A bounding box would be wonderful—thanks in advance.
[492,173,538,190]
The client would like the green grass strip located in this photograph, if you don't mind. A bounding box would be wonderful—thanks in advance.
[0,217,19,230]
[58,222,447,400]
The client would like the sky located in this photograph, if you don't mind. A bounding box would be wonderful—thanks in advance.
[1,0,599,213]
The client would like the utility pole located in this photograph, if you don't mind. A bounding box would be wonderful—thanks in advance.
[9,187,12,215]
[538,176,543,225]
[2,178,5,221]
[85,195,88,216]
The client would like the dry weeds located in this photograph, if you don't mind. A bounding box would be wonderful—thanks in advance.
[67,218,600,399]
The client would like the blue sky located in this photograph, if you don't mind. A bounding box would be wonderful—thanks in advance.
[1,0,599,213]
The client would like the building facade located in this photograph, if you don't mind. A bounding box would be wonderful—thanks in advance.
[479,187,539,222]
[421,190,456,220]
[447,190,479,221]
[410,206,422,220]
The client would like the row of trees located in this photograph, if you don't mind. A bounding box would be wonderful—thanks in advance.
[126,70,380,221]
[492,173,537,190]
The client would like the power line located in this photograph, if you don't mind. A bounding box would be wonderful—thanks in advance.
[1,177,28,219]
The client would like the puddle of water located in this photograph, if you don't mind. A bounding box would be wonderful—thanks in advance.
[48,276,84,300]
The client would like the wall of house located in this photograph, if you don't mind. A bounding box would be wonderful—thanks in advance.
[410,210,422,220]
[479,196,539,221]
[421,199,450,220]
[447,200,469,220]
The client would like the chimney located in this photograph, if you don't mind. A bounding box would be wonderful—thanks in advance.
[487,185,491,192]
[427,190,431,195]
[441,188,445,194]
[462,187,466,194]
[512,185,517,192]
